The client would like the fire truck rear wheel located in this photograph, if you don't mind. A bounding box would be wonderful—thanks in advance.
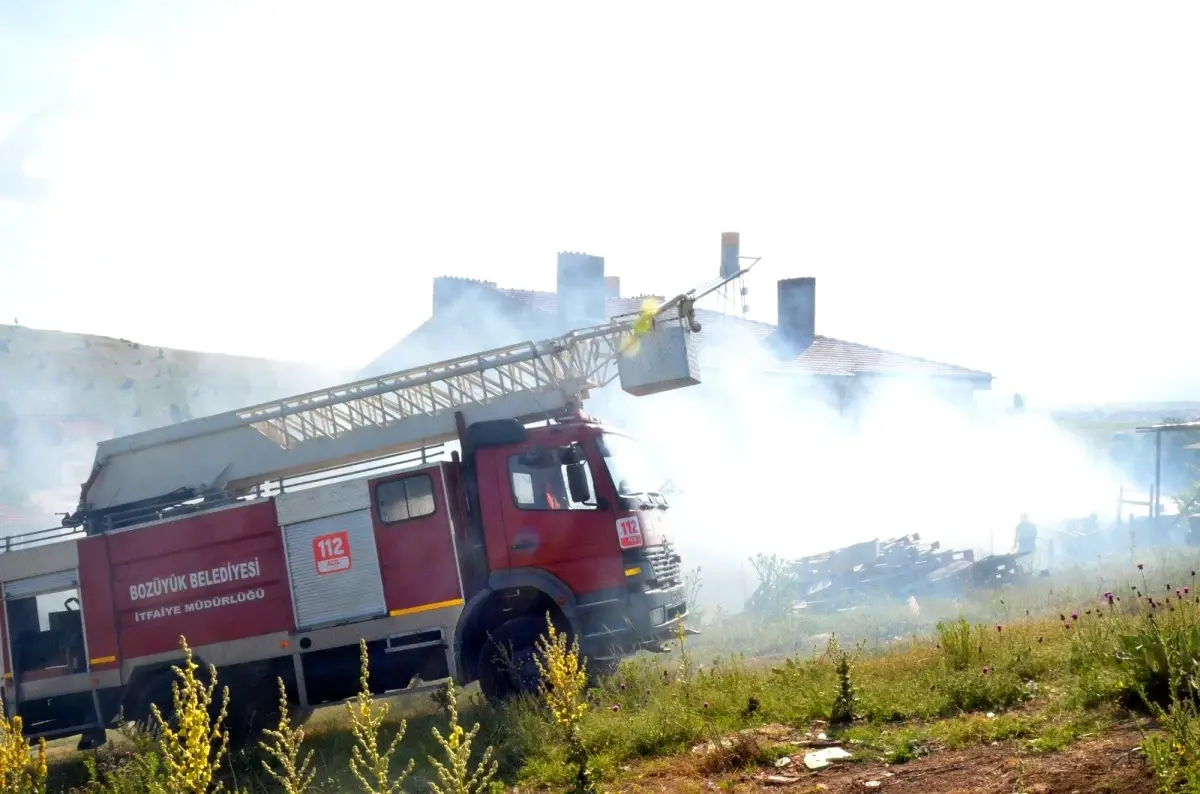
[226,686,283,748]
[477,616,547,701]
[128,670,177,729]
[76,729,107,751]
[128,663,219,732]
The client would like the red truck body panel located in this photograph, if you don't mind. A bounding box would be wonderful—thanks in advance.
[97,500,293,660]
[475,449,515,575]
[370,466,464,615]
[78,536,120,668]
[477,424,626,596]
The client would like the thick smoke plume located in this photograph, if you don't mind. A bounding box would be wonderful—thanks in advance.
[0,323,348,537]
[1,274,1125,623]
[366,282,1126,613]
[588,312,1125,611]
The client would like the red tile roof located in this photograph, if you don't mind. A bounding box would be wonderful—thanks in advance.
[493,287,991,381]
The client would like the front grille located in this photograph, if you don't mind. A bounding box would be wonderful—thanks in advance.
[644,541,682,586]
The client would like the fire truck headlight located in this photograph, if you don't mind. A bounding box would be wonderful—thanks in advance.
[650,606,666,626]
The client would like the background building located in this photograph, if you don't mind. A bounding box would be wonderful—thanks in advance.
[362,251,994,412]
[0,323,346,532]
[2,249,994,537]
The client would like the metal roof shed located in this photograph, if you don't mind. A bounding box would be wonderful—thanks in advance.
[1134,421,1200,518]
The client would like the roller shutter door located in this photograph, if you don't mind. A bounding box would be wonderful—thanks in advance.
[285,509,386,630]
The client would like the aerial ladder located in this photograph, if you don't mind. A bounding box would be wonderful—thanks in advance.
[66,254,758,533]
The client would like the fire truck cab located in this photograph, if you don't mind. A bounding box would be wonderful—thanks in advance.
[455,415,684,698]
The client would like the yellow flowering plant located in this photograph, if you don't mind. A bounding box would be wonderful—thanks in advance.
[533,615,595,794]
[0,709,47,794]
[428,683,498,794]
[258,677,315,794]
[150,636,231,794]
[345,640,413,794]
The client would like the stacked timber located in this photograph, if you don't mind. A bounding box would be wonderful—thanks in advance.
[745,534,1022,615]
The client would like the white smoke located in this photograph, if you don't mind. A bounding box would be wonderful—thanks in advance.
[586,313,1125,610]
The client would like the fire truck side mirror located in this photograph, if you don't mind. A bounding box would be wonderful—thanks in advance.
[565,461,592,504]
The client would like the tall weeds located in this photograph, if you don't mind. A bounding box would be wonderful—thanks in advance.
[150,637,231,794]
[345,640,413,794]
[257,678,315,794]
[1138,664,1200,793]
[1119,567,1200,792]
[827,635,858,726]
[427,683,498,794]
[33,559,1200,792]
[0,708,46,794]
[533,614,595,794]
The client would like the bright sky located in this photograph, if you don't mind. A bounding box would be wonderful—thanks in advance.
[1,1,1198,405]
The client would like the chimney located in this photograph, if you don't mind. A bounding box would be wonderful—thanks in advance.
[605,276,621,299]
[720,232,740,279]
[556,252,606,326]
[777,277,816,355]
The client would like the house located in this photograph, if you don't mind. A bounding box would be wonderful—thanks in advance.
[1,323,351,524]
[361,252,993,412]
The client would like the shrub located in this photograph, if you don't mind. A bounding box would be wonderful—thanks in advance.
[0,709,47,794]
[1117,621,1200,708]
[428,683,499,794]
[150,637,230,794]
[936,617,975,672]
[1140,691,1200,793]
[533,614,595,794]
[76,723,168,793]
[345,640,413,794]
[828,637,858,726]
[1134,638,1200,793]
[75,638,231,794]
[257,678,315,794]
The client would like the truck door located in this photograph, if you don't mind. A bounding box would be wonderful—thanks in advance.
[1,570,89,714]
[370,466,465,615]
[492,443,624,596]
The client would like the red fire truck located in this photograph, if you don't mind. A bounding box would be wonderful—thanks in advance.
[0,269,745,748]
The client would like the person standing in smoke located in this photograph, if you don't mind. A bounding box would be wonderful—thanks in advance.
[1013,512,1038,557]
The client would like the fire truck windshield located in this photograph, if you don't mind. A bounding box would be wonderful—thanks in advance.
[596,432,668,509]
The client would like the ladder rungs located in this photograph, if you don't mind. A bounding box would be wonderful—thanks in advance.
[79,310,687,515]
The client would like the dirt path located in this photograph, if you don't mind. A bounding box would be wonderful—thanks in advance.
[616,729,1155,793]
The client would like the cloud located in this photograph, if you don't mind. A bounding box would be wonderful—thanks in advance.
[2,1,1200,399]
[0,106,59,203]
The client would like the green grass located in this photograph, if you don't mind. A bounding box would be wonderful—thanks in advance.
[49,550,1200,793]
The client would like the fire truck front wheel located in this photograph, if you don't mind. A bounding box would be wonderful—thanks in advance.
[588,658,620,685]
[477,616,545,701]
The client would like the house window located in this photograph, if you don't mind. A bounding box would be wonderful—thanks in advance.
[508,450,597,511]
[377,474,437,523]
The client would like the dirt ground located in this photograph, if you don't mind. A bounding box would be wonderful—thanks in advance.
[615,729,1156,794]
